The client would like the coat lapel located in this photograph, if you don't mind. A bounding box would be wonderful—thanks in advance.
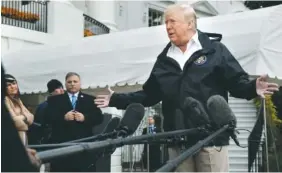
[63,93,73,110]
[75,92,84,110]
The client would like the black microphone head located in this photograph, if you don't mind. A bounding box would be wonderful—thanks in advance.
[101,117,121,134]
[183,97,211,127]
[117,103,145,136]
[207,95,237,128]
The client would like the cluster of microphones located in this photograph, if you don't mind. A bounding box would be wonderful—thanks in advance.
[29,95,241,172]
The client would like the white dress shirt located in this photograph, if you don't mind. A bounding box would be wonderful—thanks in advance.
[167,31,202,70]
[68,92,79,102]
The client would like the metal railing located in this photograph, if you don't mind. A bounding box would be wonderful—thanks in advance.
[83,14,110,37]
[1,0,48,33]
[121,104,167,172]
[248,98,268,172]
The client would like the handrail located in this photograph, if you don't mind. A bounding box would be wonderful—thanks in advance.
[83,14,110,36]
[1,0,48,33]
[248,98,268,172]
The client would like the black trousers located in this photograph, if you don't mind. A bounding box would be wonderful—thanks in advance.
[142,145,161,172]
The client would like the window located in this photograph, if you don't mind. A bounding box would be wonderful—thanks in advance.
[148,8,164,27]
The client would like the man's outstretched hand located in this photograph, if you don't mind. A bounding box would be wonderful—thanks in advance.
[256,74,279,98]
[94,86,114,108]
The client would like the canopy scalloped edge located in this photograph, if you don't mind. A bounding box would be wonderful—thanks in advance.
[21,81,145,95]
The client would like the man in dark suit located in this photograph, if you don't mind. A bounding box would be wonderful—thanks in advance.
[46,72,104,172]
[142,115,162,172]
[28,79,64,145]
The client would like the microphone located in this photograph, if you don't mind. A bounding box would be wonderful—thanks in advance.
[99,117,121,156]
[183,97,211,128]
[29,103,145,151]
[101,117,120,134]
[37,128,202,163]
[116,103,145,136]
[206,95,237,128]
[207,95,239,146]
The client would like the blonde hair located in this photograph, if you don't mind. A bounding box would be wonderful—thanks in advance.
[164,4,197,29]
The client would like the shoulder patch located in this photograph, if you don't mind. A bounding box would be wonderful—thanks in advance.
[194,56,207,65]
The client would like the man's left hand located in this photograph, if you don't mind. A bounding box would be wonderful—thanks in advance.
[256,74,279,98]
[74,111,85,122]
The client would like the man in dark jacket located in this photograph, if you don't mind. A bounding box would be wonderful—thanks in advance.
[47,72,104,172]
[94,4,279,172]
[142,115,162,172]
[28,79,64,145]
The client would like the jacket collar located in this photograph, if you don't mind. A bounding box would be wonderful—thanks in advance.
[159,29,219,58]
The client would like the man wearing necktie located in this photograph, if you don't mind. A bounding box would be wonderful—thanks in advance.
[46,72,103,172]
[142,115,162,172]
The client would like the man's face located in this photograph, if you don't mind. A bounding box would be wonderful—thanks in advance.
[165,11,191,46]
[65,75,81,93]
[148,117,155,125]
[52,87,64,95]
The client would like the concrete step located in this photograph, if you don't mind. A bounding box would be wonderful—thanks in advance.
[230,108,257,113]
[229,103,256,108]
[230,168,248,172]
[228,97,254,102]
[229,156,248,163]
[234,112,257,117]
[229,161,248,167]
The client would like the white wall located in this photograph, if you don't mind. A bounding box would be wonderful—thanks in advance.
[209,0,249,14]
[111,148,122,172]
[1,25,48,56]
[69,0,248,32]
[70,0,87,13]
[47,1,84,41]
[115,1,173,31]
[68,0,249,32]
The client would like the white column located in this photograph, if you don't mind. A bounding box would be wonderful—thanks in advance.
[87,1,118,32]
[47,1,84,43]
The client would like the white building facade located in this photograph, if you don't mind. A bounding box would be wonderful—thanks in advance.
[2,0,250,56]
[1,1,257,172]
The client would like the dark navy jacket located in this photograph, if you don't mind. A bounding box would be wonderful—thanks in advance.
[110,30,258,146]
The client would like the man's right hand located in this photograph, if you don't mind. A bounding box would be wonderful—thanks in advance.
[94,86,114,108]
[27,148,41,169]
[64,111,75,121]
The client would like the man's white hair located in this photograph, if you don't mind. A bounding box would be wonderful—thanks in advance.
[164,3,197,29]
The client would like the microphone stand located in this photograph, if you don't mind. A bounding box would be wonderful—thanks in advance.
[30,138,188,152]
[156,124,230,172]
[37,128,203,163]
[28,129,128,150]
[156,120,239,172]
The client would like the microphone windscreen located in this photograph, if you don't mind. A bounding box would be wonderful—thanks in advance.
[174,109,185,130]
[101,117,120,134]
[183,97,211,127]
[207,95,237,128]
[118,103,145,135]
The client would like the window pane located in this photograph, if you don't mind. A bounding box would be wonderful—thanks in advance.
[148,8,164,27]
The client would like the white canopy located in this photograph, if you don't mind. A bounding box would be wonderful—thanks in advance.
[2,5,282,93]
